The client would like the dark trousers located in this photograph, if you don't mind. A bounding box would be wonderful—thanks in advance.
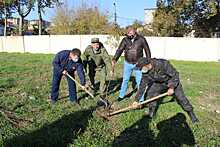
[146,82,193,113]
[51,69,77,102]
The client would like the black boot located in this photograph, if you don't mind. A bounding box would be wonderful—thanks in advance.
[187,111,199,124]
[144,107,155,118]
[149,107,156,118]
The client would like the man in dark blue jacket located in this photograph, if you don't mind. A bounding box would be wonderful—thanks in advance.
[50,48,86,103]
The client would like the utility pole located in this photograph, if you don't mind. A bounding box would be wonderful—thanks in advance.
[113,1,117,27]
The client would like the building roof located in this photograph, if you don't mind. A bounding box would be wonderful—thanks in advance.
[144,8,157,10]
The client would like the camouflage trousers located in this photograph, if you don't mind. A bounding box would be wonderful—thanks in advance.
[87,66,107,96]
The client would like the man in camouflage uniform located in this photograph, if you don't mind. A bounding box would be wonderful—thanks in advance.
[133,57,199,124]
[83,38,112,100]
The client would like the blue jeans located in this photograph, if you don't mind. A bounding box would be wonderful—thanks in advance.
[51,69,77,102]
[119,61,145,102]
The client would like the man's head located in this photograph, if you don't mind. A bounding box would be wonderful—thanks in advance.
[126,27,137,40]
[69,48,81,62]
[91,38,100,51]
[136,57,152,73]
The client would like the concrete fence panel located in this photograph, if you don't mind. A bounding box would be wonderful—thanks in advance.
[24,35,50,54]
[177,38,219,61]
[49,35,81,54]
[146,37,166,58]
[0,35,220,61]
[0,37,3,52]
[2,36,24,53]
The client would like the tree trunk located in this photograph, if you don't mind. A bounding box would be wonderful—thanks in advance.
[19,15,24,36]
[17,0,33,36]
[38,0,42,35]
[4,7,7,36]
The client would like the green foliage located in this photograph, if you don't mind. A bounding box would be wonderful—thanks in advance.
[50,3,115,35]
[192,0,220,37]
[0,53,220,146]
[153,0,194,37]
[153,0,220,37]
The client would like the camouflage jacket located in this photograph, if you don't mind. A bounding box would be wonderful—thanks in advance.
[82,44,112,73]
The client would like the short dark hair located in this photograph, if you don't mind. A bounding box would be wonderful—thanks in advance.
[126,26,137,33]
[136,57,151,68]
[71,48,81,56]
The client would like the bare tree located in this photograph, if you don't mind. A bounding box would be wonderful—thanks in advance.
[35,0,60,35]
[0,0,15,36]
[15,0,34,35]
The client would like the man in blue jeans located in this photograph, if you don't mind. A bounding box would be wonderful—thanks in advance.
[112,27,151,102]
[50,48,86,104]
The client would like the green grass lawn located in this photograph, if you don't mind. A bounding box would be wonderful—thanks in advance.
[0,52,220,147]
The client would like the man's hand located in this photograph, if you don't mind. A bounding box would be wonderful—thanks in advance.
[132,101,139,108]
[112,60,116,68]
[84,83,89,89]
[167,88,174,96]
[110,70,114,77]
[62,70,67,75]
[81,85,86,90]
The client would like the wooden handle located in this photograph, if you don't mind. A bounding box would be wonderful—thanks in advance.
[66,73,94,98]
[108,105,134,116]
[139,92,168,106]
[109,92,168,116]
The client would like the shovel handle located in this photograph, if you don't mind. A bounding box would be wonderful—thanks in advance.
[109,92,168,116]
[109,105,134,116]
[139,92,168,106]
[66,73,94,98]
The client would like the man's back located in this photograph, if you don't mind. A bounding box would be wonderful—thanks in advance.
[142,58,179,87]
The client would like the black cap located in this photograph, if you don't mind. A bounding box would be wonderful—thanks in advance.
[136,57,151,68]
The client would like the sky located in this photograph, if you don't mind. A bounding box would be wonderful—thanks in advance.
[26,0,157,27]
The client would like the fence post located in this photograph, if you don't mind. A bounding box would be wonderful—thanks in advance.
[22,36,25,53]
[0,37,3,52]
[218,39,220,61]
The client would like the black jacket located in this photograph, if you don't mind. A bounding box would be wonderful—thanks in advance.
[135,58,179,101]
[113,34,151,64]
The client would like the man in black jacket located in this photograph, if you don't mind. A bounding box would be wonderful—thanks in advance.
[133,57,199,124]
[112,27,151,102]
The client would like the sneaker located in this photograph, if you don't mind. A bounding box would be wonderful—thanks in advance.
[117,97,124,102]
[50,100,56,105]
[70,99,79,104]
[48,96,56,104]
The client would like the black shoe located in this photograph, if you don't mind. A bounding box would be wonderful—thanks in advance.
[188,111,199,124]
[144,111,154,119]
[69,100,76,104]
[149,112,154,118]
[145,107,155,118]
[117,97,124,102]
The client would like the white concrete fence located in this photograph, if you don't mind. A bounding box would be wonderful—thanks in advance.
[0,35,220,61]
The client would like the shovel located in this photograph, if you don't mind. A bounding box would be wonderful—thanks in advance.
[66,73,94,98]
[108,92,168,116]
